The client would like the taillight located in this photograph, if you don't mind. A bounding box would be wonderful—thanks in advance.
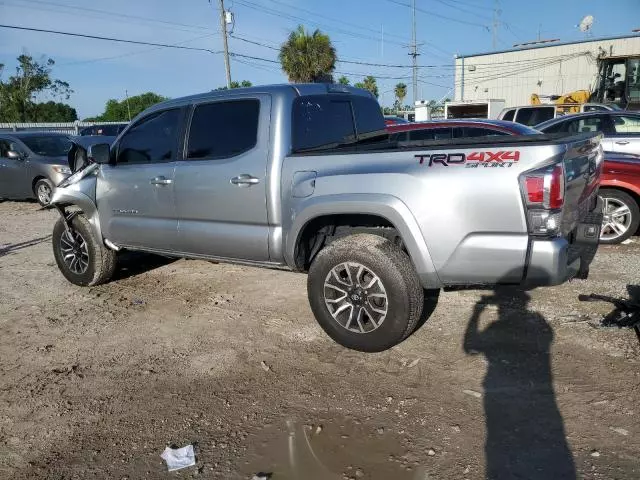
[520,163,565,236]
[548,165,564,209]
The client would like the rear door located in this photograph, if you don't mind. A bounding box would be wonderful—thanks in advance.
[173,95,271,261]
[97,108,184,250]
[0,137,28,198]
[608,114,640,155]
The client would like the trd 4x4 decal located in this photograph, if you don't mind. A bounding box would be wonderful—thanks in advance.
[416,151,521,168]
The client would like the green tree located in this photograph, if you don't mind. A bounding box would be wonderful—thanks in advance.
[394,82,407,110]
[279,25,336,83]
[337,76,350,85]
[95,92,168,121]
[216,80,253,90]
[354,76,378,98]
[0,55,72,122]
[32,101,77,122]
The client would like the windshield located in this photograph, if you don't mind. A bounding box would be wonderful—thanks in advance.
[20,136,72,157]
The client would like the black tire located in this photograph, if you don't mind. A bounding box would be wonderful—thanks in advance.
[307,233,424,352]
[52,214,117,286]
[34,178,54,206]
[599,188,639,245]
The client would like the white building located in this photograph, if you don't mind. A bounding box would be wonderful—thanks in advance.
[454,33,640,108]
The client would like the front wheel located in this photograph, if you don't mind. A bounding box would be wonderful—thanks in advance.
[52,214,117,286]
[599,189,639,244]
[307,234,425,352]
[34,178,54,206]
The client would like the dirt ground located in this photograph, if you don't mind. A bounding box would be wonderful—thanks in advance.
[0,200,639,480]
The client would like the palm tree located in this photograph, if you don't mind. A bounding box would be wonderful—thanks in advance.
[360,76,378,98]
[337,76,350,85]
[394,83,407,109]
[279,25,337,83]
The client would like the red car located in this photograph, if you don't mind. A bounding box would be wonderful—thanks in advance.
[599,152,640,244]
[387,120,640,244]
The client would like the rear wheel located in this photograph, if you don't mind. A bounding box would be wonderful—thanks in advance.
[52,214,117,286]
[307,234,424,352]
[34,178,53,206]
[599,189,639,244]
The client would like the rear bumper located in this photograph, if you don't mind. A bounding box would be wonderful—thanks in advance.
[524,238,579,286]
[523,196,603,286]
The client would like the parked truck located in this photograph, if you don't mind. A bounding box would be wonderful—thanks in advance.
[50,84,604,352]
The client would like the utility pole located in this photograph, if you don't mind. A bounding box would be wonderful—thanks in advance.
[218,0,232,88]
[410,0,419,106]
[492,0,500,49]
[125,90,132,121]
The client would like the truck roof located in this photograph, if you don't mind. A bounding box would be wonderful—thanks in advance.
[144,83,376,116]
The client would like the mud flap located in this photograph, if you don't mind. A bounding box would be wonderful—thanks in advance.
[573,196,604,280]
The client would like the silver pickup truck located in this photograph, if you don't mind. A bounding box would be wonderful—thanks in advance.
[50,84,603,352]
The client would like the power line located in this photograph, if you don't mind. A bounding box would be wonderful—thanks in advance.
[1,23,590,73]
[0,24,222,54]
[234,0,408,46]
[263,0,411,43]
[57,33,219,67]
[8,0,214,34]
[384,0,489,29]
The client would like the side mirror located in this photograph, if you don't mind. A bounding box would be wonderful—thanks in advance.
[88,143,111,164]
[6,150,22,159]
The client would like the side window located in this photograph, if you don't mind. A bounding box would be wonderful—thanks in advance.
[460,127,508,137]
[502,109,515,122]
[187,100,260,160]
[562,116,605,134]
[611,115,640,134]
[116,109,181,165]
[410,128,451,141]
[0,140,11,157]
[292,96,355,151]
[351,96,386,140]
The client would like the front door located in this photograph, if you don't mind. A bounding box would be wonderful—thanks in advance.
[173,95,271,261]
[96,108,184,251]
[608,114,640,156]
[0,138,27,198]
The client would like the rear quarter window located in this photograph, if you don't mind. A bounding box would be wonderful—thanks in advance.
[501,109,515,122]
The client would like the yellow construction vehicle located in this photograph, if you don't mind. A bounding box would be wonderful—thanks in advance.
[531,90,591,114]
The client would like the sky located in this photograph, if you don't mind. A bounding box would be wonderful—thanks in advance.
[0,0,639,119]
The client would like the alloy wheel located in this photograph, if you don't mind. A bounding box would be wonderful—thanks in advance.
[601,197,633,242]
[59,228,90,274]
[323,262,388,334]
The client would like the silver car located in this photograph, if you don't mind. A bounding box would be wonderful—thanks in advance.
[536,112,640,156]
[0,132,73,205]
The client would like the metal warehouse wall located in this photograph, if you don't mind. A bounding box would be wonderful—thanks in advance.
[454,35,640,107]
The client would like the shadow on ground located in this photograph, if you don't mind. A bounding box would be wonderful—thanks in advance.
[0,235,52,258]
[112,251,176,281]
[464,284,576,479]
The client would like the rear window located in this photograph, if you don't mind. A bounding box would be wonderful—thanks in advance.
[291,94,384,152]
[515,107,555,126]
[20,136,72,156]
[458,127,508,137]
[411,128,452,141]
[501,109,515,122]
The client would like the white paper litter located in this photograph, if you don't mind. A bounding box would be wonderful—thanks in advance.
[160,444,196,472]
[621,239,635,245]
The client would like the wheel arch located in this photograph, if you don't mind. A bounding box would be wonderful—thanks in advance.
[287,194,441,288]
[31,175,47,193]
[50,188,103,246]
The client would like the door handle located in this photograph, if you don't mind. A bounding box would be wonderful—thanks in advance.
[150,176,172,185]
[230,174,260,186]
[615,140,629,145]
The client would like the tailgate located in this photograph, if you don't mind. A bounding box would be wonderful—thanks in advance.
[560,133,603,236]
